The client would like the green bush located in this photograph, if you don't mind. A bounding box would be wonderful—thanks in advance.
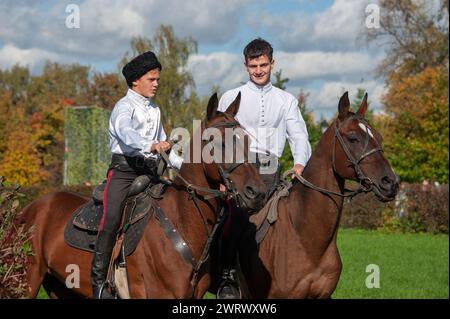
[382,183,449,234]
[0,177,34,298]
[340,183,449,234]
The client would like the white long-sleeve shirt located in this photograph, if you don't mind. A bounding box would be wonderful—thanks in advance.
[218,81,312,166]
[109,89,166,159]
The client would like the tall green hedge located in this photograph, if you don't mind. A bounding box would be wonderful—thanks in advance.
[64,106,111,185]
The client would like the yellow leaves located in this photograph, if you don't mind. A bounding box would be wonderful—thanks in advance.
[381,63,449,182]
[0,129,49,186]
[0,106,51,186]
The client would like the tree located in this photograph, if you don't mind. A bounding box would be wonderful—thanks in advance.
[0,107,49,186]
[279,88,323,172]
[89,72,125,111]
[0,64,30,106]
[367,0,449,78]
[273,69,289,90]
[366,0,449,183]
[0,91,14,158]
[26,62,91,114]
[380,65,448,183]
[351,85,375,124]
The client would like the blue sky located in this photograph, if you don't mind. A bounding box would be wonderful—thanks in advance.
[0,0,386,120]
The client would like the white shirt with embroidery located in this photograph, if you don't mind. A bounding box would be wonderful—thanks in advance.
[109,89,166,159]
[218,81,312,166]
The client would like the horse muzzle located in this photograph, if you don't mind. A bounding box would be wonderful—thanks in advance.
[239,184,266,212]
[372,174,399,202]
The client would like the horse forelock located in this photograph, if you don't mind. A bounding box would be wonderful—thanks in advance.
[337,113,383,145]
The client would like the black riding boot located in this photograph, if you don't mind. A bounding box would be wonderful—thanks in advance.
[91,230,116,299]
[217,207,241,299]
[217,265,241,299]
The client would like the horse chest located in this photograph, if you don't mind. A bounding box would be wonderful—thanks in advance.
[262,240,342,298]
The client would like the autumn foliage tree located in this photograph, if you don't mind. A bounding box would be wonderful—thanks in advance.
[0,106,49,186]
[0,25,208,186]
[367,0,449,183]
[381,65,448,182]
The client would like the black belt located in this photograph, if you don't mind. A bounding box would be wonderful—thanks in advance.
[111,154,158,170]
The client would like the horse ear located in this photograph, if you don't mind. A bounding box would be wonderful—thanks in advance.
[338,92,350,120]
[206,92,218,121]
[357,92,368,117]
[225,92,241,117]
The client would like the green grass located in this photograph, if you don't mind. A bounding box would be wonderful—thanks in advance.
[37,286,49,299]
[37,229,449,299]
[333,228,449,299]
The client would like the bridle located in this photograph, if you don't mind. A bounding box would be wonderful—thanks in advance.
[159,116,253,295]
[200,118,248,207]
[285,115,385,199]
[164,118,248,205]
[332,116,384,193]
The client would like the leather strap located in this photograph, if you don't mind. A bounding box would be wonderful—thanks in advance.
[154,206,196,267]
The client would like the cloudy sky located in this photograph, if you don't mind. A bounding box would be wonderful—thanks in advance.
[0,0,387,120]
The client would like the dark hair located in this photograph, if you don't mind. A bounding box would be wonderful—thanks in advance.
[243,38,273,63]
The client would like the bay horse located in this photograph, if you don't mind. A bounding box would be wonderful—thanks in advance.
[237,92,399,298]
[20,92,266,298]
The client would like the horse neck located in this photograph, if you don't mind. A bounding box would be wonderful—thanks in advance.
[290,126,345,251]
[172,162,220,222]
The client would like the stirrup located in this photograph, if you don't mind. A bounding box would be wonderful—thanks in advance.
[217,269,241,299]
[96,281,116,299]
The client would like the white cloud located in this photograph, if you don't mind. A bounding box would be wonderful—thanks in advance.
[275,50,380,81]
[0,44,68,72]
[248,0,375,52]
[300,80,387,120]
[0,0,388,121]
[0,0,251,65]
[189,49,384,95]
[188,52,246,93]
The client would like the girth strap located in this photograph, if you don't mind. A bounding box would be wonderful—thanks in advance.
[154,206,196,267]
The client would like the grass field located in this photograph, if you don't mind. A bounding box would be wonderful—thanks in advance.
[333,229,448,299]
[37,229,448,299]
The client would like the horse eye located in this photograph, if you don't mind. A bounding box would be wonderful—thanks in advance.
[347,135,359,143]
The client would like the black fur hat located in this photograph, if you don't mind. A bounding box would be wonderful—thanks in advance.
[122,51,162,87]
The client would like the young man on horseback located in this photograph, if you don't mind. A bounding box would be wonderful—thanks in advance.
[216,38,312,299]
[91,51,171,299]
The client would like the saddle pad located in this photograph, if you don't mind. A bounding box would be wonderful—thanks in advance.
[64,197,153,256]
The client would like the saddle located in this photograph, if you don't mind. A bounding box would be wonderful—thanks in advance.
[248,179,293,244]
[64,175,170,255]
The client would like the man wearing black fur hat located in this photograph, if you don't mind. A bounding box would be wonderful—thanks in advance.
[91,51,171,299]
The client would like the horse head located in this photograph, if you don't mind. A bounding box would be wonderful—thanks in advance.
[331,92,399,201]
[201,92,266,211]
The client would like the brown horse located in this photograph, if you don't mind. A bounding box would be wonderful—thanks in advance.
[20,92,266,298]
[237,92,399,298]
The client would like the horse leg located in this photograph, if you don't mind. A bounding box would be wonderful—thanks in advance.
[25,239,49,299]
[25,260,47,298]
